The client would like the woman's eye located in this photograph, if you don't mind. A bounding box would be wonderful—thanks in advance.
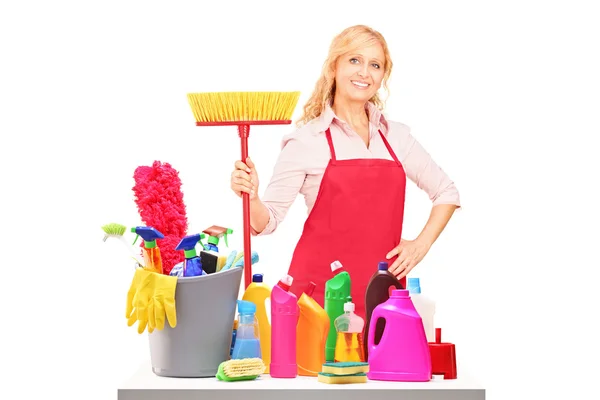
[350,58,359,64]
[372,63,380,69]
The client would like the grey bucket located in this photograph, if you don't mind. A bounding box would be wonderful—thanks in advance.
[148,266,243,377]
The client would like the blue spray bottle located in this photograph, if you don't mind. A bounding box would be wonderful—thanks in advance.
[131,226,165,274]
[175,233,207,277]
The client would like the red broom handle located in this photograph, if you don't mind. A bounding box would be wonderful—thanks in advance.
[238,124,252,289]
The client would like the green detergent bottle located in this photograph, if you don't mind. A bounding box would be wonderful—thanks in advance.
[324,260,351,362]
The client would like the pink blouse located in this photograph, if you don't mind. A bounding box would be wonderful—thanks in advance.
[252,103,461,236]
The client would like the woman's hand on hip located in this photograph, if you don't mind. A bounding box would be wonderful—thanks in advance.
[386,238,431,280]
[230,157,259,200]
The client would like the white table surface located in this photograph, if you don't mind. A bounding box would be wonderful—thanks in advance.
[118,361,486,400]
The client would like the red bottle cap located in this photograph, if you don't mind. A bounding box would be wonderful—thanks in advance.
[304,281,316,297]
[277,274,293,291]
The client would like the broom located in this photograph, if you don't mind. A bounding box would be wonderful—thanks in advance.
[187,91,301,289]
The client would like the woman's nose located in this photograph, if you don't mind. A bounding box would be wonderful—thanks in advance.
[358,65,368,78]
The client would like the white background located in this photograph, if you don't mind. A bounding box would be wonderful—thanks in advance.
[1,1,599,399]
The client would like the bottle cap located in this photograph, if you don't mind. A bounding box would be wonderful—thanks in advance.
[278,274,293,291]
[391,289,410,298]
[427,327,457,379]
[175,234,202,258]
[407,277,421,294]
[344,301,355,313]
[252,273,263,283]
[131,226,164,248]
[331,260,343,272]
[237,300,256,315]
[305,281,316,297]
[202,225,234,247]
[378,261,388,271]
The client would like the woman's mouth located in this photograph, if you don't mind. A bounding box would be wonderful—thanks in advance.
[351,80,370,90]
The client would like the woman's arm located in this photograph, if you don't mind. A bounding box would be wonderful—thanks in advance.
[417,203,458,248]
[249,196,272,234]
[386,123,461,278]
[249,136,309,236]
[387,204,458,279]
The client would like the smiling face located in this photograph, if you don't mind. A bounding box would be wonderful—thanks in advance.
[333,42,386,105]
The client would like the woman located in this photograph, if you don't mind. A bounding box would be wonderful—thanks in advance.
[230,25,461,319]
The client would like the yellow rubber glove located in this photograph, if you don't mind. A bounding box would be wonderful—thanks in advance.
[147,274,178,331]
[127,268,156,334]
[126,268,145,332]
[126,268,143,319]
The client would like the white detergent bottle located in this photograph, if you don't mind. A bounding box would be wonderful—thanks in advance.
[407,277,436,342]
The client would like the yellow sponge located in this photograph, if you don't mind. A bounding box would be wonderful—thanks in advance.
[318,372,367,384]
[322,362,369,375]
[216,254,228,272]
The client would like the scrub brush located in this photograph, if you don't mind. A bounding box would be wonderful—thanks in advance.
[216,358,265,381]
[101,222,143,267]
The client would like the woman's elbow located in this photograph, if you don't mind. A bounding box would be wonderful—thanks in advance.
[431,182,461,208]
[251,215,278,236]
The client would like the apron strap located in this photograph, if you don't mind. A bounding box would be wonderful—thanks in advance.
[379,130,402,166]
[325,128,337,161]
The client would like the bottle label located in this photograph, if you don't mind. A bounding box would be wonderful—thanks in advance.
[275,305,295,315]
[326,291,347,300]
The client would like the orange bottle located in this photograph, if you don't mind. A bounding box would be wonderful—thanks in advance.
[241,273,272,373]
[297,281,330,376]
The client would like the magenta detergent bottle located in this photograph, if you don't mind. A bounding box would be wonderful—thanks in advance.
[367,289,431,382]
[270,274,299,378]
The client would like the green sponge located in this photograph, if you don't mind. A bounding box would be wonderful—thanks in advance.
[318,372,367,384]
[322,361,369,375]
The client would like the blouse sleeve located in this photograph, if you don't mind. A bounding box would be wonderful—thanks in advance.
[395,123,461,208]
[251,133,309,236]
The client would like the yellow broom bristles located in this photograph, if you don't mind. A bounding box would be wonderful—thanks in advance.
[187,91,301,123]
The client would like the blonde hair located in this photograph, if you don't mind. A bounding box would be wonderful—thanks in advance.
[296,25,393,127]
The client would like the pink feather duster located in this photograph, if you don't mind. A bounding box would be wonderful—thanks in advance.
[132,160,188,275]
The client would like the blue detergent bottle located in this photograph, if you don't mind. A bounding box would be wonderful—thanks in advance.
[231,300,262,360]
[175,234,207,277]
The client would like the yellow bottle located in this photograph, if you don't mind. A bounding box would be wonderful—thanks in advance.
[241,273,272,373]
[297,282,330,376]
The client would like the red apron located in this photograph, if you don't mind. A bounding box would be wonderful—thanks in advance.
[287,127,407,321]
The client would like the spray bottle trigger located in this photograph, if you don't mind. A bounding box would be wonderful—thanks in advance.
[130,227,140,246]
[223,228,233,247]
[199,233,207,250]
